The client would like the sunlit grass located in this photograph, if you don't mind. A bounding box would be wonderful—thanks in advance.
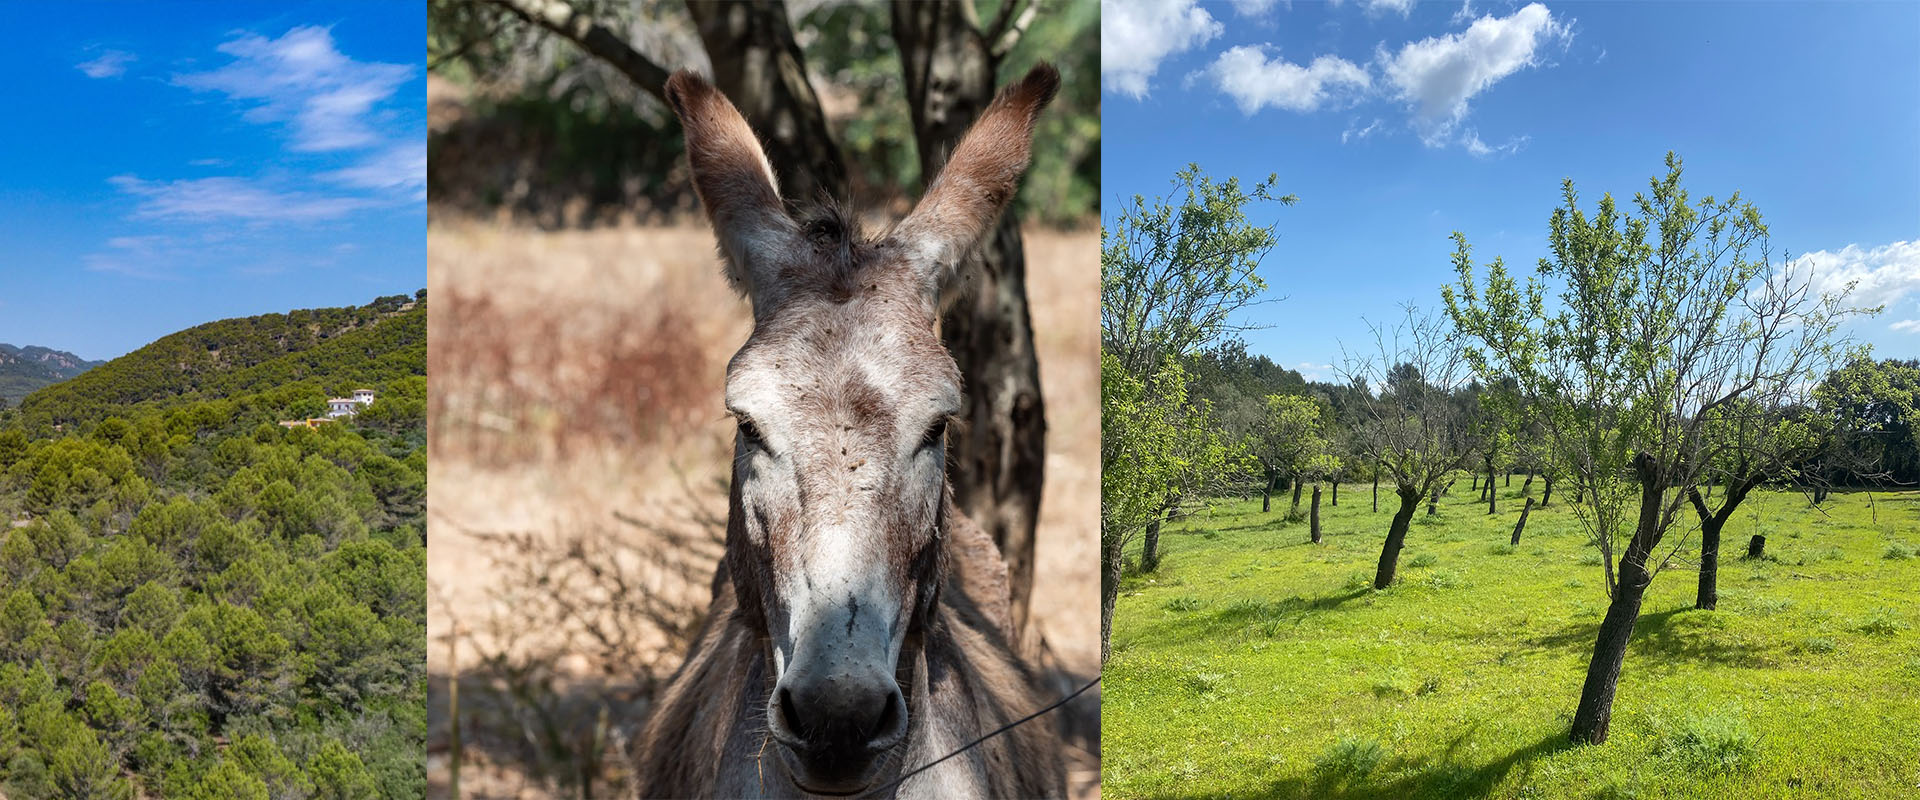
[1104,479,1920,799]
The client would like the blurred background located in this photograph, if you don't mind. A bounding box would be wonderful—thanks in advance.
[422,1,1098,797]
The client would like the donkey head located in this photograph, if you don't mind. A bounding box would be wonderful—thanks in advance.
[665,64,1057,795]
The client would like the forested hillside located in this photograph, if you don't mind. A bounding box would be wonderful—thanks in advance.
[15,292,423,433]
[0,344,102,406]
[0,294,427,798]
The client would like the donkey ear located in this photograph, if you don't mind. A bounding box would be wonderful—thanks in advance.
[892,63,1060,296]
[664,69,800,303]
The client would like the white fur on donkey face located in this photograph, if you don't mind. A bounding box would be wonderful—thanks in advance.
[726,295,961,679]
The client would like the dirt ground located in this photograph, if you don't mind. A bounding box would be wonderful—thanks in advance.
[426,219,1100,798]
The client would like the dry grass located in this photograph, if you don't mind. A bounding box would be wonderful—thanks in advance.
[427,215,1100,798]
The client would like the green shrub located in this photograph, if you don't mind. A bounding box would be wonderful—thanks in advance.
[1408,552,1438,569]
[1854,608,1908,636]
[1164,595,1203,612]
[1796,636,1839,654]
[1655,710,1758,774]
[1315,737,1385,779]
[1489,543,1517,556]
[1883,541,1915,560]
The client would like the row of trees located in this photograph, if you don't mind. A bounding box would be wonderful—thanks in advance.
[1102,153,1912,745]
[0,301,427,797]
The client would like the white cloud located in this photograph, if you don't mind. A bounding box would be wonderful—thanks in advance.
[1202,46,1371,114]
[1461,129,1528,157]
[1102,0,1223,99]
[174,26,412,152]
[324,141,426,196]
[1449,0,1477,25]
[1342,117,1385,143]
[1891,319,1920,334]
[1793,240,1920,315]
[1332,0,1416,17]
[1380,2,1570,146]
[109,175,373,222]
[1230,0,1286,15]
[77,50,135,78]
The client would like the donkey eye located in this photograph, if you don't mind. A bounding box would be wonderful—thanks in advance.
[919,419,948,451]
[737,417,766,451]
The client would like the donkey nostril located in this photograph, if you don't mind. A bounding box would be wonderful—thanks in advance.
[868,690,902,742]
[778,687,805,735]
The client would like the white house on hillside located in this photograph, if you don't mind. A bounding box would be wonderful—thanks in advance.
[326,390,376,419]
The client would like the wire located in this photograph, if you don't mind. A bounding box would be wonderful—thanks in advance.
[857,676,1100,798]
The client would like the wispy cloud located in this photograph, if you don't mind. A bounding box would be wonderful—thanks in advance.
[1891,319,1920,334]
[1342,117,1386,144]
[322,141,425,196]
[1333,0,1416,18]
[77,50,135,79]
[109,175,374,223]
[173,26,412,152]
[1103,0,1223,99]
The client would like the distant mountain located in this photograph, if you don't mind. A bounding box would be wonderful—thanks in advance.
[12,292,424,430]
[0,343,103,404]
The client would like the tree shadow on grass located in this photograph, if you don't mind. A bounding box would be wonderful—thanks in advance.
[1523,606,1772,668]
[1121,588,1374,648]
[1129,730,1575,800]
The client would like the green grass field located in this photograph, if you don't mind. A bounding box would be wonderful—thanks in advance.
[1104,478,1920,799]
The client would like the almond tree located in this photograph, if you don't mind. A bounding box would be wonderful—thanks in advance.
[1444,153,1861,744]
[1338,307,1481,589]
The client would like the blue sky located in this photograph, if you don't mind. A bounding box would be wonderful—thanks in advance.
[1103,0,1920,383]
[0,1,424,360]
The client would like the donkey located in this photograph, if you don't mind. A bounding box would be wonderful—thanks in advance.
[635,65,1067,798]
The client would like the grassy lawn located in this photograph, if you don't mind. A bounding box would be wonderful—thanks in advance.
[1103,478,1920,799]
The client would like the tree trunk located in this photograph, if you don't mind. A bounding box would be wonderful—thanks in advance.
[1523,469,1535,495]
[1374,488,1422,589]
[1427,481,1441,515]
[1472,473,1479,493]
[1372,473,1379,512]
[1331,480,1339,506]
[894,0,1046,639]
[1511,497,1534,546]
[684,0,849,203]
[1488,460,1498,514]
[1506,471,1511,487]
[1290,478,1303,518]
[1100,529,1121,665]
[1695,516,1722,610]
[1542,476,1554,507]
[1310,485,1323,544]
[1570,455,1664,745]
[1262,472,1274,513]
[1689,478,1757,611]
[1747,534,1766,559]
[1141,518,1162,574]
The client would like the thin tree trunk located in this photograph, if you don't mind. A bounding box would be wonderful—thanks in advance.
[1372,473,1380,512]
[1427,481,1441,515]
[894,0,1045,639]
[1331,480,1339,506]
[1262,473,1274,513]
[1506,471,1511,487]
[1100,529,1121,665]
[1141,518,1162,574]
[1747,534,1766,559]
[1291,478,1304,518]
[1487,460,1498,515]
[1310,485,1323,544]
[1374,488,1422,589]
[1511,497,1534,546]
[1542,475,1554,507]
[1570,455,1664,745]
[1523,469,1535,495]
[1472,473,1480,493]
